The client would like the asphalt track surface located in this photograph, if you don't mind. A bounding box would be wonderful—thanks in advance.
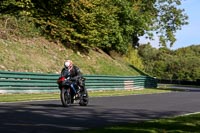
[0,90,200,133]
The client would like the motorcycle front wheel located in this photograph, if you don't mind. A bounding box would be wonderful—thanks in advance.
[60,88,71,107]
[79,89,89,106]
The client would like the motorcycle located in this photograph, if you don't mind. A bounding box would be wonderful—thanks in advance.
[57,76,89,107]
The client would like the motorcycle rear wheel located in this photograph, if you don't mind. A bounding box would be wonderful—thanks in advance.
[60,88,71,107]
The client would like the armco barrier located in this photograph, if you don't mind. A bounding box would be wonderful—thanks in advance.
[0,71,157,93]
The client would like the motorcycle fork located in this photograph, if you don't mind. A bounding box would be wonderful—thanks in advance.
[66,88,71,96]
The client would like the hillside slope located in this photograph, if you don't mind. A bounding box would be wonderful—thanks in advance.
[0,37,142,76]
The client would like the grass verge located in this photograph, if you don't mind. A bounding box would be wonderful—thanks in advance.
[0,88,172,102]
[74,113,200,133]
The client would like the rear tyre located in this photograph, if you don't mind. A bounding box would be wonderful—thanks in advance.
[60,88,71,107]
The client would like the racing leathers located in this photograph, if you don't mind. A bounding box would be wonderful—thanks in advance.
[60,65,85,92]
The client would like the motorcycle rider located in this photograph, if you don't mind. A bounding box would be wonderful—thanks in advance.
[60,60,86,93]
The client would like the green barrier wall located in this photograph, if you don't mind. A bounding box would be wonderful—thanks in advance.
[0,71,157,93]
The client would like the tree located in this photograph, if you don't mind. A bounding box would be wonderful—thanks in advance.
[138,44,200,81]
[152,0,188,47]
[0,0,188,53]
[125,45,144,70]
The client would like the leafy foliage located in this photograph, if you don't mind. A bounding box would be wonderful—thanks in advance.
[153,0,188,47]
[138,44,200,81]
[125,45,144,70]
[0,0,188,53]
[1,0,194,81]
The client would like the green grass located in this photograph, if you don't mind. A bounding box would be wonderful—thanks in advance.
[159,84,200,88]
[0,93,59,102]
[89,88,172,97]
[0,15,144,76]
[0,88,172,102]
[0,15,145,76]
[0,37,142,75]
[73,113,200,133]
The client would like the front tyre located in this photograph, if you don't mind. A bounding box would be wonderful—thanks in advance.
[60,88,71,107]
[79,89,89,106]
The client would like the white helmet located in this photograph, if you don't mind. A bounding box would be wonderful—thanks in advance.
[64,60,73,70]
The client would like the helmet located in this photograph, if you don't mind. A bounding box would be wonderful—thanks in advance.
[64,60,73,70]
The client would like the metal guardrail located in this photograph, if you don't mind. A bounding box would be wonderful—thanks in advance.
[0,71,157,93]
[157,79,200,86]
